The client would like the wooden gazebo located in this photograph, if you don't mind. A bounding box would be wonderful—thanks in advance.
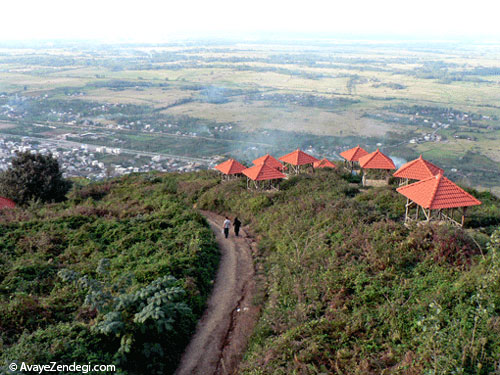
[313,158,337,169]
[242,163,286,190]
[0,197,15,210]
[215,158,246,181]
[397,173,481,227]
[358,148,396,187]
[279,149,319,175]
[253,154,286,171]
[393,155,443,186]
[340,145,369,171]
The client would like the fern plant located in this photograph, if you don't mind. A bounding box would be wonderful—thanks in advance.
[58,261,194,374]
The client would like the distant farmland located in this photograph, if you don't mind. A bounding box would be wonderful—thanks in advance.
[0,40,499,194]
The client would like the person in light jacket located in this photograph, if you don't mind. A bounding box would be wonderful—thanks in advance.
[223,217,231,239]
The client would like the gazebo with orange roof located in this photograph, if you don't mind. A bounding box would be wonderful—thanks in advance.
[313,158,337,169]
[253,154,286,171]
[215,158,246,180]
[0,197,16,210]
[278,148,319,174]
[393,155,444,186]
[358,148,396,187]
[397,173,481,227]
[242,163,287,190]
[340,145,369,171]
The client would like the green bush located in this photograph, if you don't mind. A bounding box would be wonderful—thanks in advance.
[1,323,114,368]
[0,151,71,205]
[465,189,500,234]
[69,182,112,203]
[0,172,219,375]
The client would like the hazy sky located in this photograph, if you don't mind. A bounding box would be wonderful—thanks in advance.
[2,0,499,41]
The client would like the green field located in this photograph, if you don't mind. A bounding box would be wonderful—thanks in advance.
[0,40,499,193]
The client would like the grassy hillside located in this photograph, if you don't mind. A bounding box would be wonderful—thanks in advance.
[1,169,499,374]
[0,173,219,375]
[179,169,500,374]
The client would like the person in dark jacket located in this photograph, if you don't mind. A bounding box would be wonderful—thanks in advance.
[233,217,241,237]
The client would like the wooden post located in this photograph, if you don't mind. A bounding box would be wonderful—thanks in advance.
[461,207,467,227]
[421,207,430,221]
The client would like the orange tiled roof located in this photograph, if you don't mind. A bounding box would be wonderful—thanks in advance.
[215,159,246,175]
[242,163,286,181]
[359,149,396,170]
[279,149,319,166]
[313,158,337,169]
[340,145,369,162]
[253,154,285,170]
[393,155,444,180]
[396,174,481,209]
[0,197,15,209]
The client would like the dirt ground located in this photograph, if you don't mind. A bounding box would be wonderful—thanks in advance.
[175,211,259,375]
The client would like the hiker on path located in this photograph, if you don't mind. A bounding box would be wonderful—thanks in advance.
[233,217,241,237]
[223,217,231,238]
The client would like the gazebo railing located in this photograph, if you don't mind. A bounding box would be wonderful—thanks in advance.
[404,199,467,227]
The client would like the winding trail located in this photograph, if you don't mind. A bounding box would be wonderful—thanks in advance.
[175,211,259,375]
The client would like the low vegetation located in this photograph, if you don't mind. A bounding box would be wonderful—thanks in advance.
[179,169,500,374]
[0,173,219,375]
[1,168,499,374]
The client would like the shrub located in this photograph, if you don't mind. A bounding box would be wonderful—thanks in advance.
[0,322,114,366]
[355,186,406,220]
[70,182,112,203]
[0,151,71,205]
[0,172,219,375]
[407,223,481,267]
[94,276,194,374]
[0,294,53,344]
[341,171,362,184]
[58,265,194,375]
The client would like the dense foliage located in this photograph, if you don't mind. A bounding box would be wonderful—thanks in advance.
[0,173,219,374]
[177,169,500,375]
[0,151,71,205]
[1,168,499,375]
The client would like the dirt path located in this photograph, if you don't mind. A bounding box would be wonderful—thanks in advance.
[175,211,259,375]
